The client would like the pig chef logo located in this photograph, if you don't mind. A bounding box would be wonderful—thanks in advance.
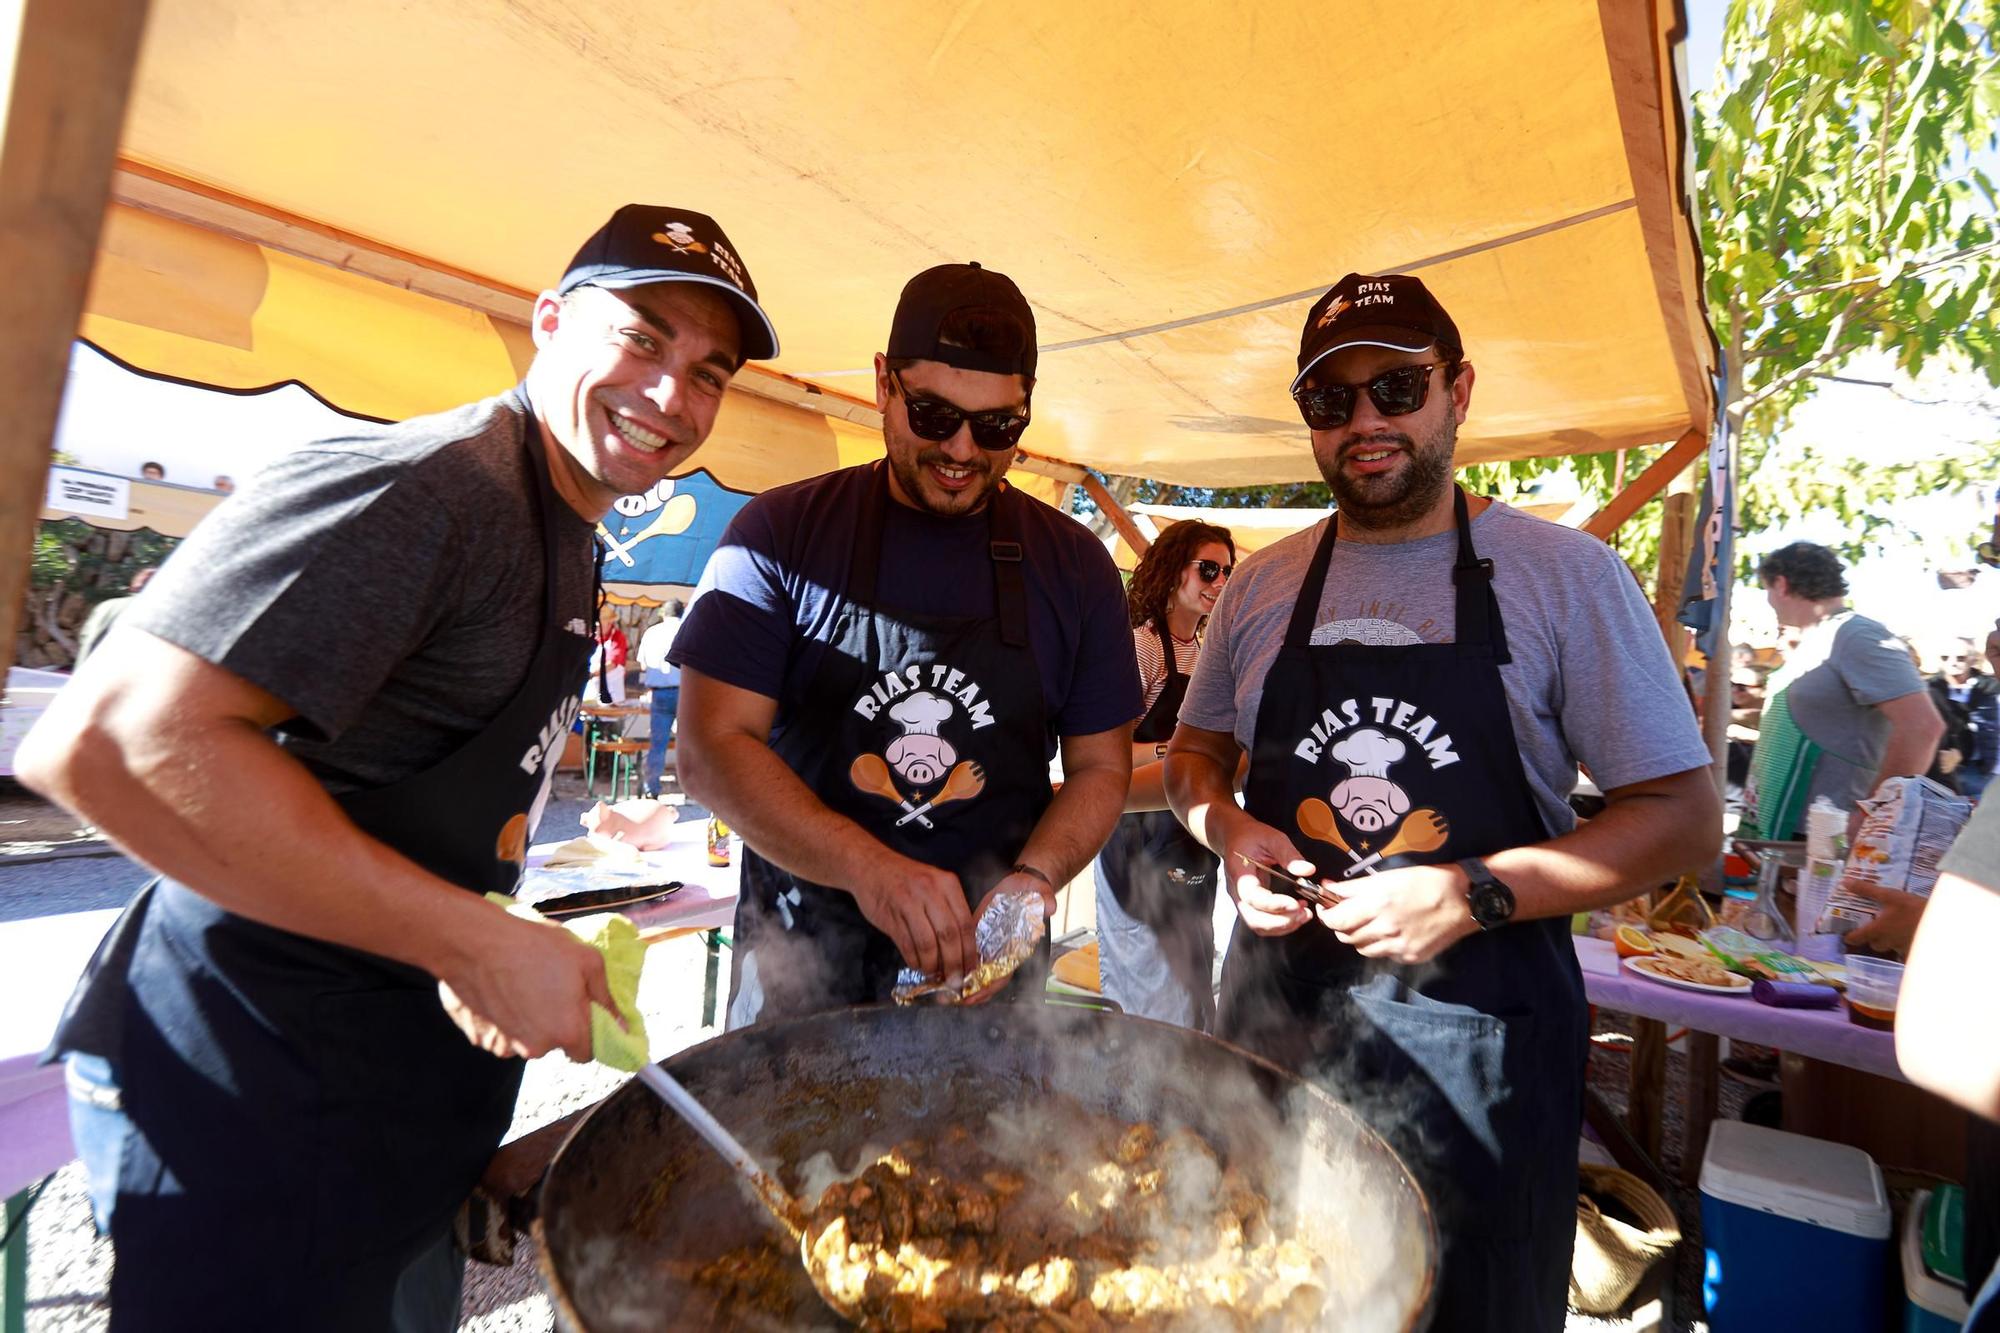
[848,689,987,833]
[885,691,955,785]
[1328,728,1409,832]
[1296,726,1452,877]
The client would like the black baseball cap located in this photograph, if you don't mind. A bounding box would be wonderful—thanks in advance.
[887,262,1037,378]
[557,205,779,362]
[1291,273,1461,392]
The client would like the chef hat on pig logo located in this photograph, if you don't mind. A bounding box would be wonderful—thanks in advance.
[1330,728,1406,778]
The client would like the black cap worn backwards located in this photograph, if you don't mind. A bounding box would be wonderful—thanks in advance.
[558,205,779,362]
[1292,272,1462,392]
[887,262,1038,378]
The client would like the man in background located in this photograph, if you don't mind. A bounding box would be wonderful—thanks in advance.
[636,597,685,796]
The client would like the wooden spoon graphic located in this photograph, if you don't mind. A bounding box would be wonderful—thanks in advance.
[893,761,986,827]
[849,754,931,829]
[1296,797,1356,857]
[1341,809,1450,877]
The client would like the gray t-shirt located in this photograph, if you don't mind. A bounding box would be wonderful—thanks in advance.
[1781,611,1926,812]
[125,389,598,795]
[1180,501,1712,836]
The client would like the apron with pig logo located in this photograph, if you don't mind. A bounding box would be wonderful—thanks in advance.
[1217,489,1588,1332]
[727,463,1054,1026]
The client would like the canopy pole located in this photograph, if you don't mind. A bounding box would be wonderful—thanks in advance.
[1079,473,1151,558]
[0,0,154,678]
[1650,471,1699,667]
[1579,429,1707,540]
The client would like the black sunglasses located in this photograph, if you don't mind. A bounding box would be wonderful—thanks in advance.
[1292,362,1447,431]
[1192,559,1233,583]
[888,368,1031,450]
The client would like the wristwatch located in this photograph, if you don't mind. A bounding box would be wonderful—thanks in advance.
[1457,858,1517,930]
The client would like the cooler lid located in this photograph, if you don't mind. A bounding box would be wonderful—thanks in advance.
[1923,1184,1967,1286]
[1699,1120,1891,1239]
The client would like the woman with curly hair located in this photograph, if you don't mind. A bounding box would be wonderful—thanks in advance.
[1092,519,1235,1028]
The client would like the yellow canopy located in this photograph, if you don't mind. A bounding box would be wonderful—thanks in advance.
[82,0,1712,491]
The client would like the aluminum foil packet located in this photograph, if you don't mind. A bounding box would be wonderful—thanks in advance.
[892,886,1047,1005]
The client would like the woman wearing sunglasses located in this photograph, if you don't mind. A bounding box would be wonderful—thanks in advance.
[1091,519,1236,1028]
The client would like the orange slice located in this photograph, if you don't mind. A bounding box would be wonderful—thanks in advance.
[1615,925,1658,959]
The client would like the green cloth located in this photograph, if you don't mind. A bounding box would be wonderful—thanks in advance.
[484,893,650,1071]
[1742,673,1823,841]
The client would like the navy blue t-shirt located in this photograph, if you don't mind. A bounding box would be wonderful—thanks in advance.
[672,463,1142,754]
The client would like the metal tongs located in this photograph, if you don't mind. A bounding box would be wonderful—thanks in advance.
[1233,853,1343,908]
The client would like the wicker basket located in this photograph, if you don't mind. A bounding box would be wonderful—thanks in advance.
[1570,1163,1682,1315]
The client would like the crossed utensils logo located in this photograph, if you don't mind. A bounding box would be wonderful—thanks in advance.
[847,689,984,832]
[1295,727,1450,876]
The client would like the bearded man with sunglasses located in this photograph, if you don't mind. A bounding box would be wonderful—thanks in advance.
[674,263,1140,1024]
[1165,273,1720,1329]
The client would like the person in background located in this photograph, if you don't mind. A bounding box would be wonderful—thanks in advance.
[1092,519,1234,1029]
[1744,541,1942,840]
[636,597,686,796]
[1930,635,2000,800]
[138,461,164,481]
[213,475,235,495]
[586,603,629,705]
[72,568,156,670]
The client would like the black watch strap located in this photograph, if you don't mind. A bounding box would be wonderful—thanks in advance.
[1457,857,1517,930]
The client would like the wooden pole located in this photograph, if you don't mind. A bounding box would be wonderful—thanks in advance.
[0,0,154,677]
[1079,472,1152,558]
[1650,474,1699,667]
[1580,429,1707,540]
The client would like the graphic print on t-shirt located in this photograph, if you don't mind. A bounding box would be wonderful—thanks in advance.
[1309,599,1444,648]
[847,664,997,832]
[1291,697,1459,875]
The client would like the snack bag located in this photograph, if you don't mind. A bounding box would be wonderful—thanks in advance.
[1824,777,1971,931]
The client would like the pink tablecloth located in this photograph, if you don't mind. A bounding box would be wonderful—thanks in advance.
[524,814,740,934]
[1574,935,1902,1081]
[0,909,119,1196]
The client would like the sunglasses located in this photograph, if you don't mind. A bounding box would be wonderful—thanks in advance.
[1292,362,1447,431]
[888,368,1031,450]
[1192,559,1233,583]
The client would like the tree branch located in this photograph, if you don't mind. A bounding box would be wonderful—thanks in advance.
[1755,240,2000,309]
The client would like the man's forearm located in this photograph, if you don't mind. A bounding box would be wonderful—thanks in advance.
[1018,765,1127,886]
[20,713,494,978]
[1165,751,1245,853]
[677,730,903,891]
[1484,772,1721,921]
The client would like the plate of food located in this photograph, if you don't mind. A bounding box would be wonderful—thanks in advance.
[1624,953,1752,995]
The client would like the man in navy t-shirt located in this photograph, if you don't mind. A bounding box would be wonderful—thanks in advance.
[672,262,1141,1023]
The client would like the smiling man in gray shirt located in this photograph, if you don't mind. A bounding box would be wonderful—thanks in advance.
[1164,271,1719,1330]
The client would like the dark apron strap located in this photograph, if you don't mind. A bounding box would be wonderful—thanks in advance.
[1284,487,1509,661]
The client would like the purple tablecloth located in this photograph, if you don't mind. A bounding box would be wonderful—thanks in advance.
[1575,935,1903,1082]
[1,909,119,1196]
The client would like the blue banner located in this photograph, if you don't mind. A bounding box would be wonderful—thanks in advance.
[595,470,752,587]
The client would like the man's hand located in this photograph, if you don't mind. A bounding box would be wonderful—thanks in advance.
[436,911,618,1063]
[1316,863,1479,964]
[1213,813,1314,936]
[851,856,976,982]
[1843,882,1929,956]
[959,869,1058,1005]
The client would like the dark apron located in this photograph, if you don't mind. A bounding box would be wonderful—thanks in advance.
[49,413,590,1333]
[727,465,1054,1025]
[1093,620,1219,1028]
[1216,490,1587,1332]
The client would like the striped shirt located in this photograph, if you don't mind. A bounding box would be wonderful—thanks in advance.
[1133,621,1204,716]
